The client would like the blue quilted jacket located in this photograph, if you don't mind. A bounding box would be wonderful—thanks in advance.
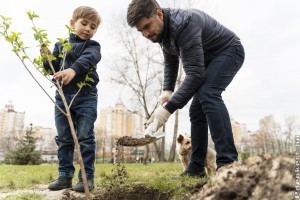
[44,33,101,93]
[160,8,241,113]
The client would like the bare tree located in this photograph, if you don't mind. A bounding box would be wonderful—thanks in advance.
[259,115,282,154]
[110,0,208,163]
[284,115,298,153]
[109,15,165,163]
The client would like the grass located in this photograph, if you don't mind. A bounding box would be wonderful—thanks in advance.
[0,162,204,199]
[0,165,57,190]
[3,193,43,200]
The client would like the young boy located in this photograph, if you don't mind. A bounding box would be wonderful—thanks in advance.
[41,6,101,192]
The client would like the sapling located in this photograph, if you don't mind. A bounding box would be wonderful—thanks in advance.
[0,12,94,199]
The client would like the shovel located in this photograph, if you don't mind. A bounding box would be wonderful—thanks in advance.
[117,127,166,147]
[118,102,167,147]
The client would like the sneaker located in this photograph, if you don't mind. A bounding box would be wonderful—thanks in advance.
[73,179,94,192]
[48,177,72,190]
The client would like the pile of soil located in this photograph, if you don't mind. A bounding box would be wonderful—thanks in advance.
[189,154,295,200]
[117,135,157,147]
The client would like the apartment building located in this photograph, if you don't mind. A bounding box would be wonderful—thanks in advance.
[96,98,144,161]
[0,101,25,157]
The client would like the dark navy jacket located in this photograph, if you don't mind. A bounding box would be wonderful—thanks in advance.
[44,33,101,93]
[159,9,241,113]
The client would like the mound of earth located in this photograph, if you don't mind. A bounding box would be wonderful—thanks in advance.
[189,154,295,200]
[117,135,157,147]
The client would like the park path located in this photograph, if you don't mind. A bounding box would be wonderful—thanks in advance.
[0,185,84,200]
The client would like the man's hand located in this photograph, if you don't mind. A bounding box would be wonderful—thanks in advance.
[158,90,173,105]
[53,68,76,85]
[147,106,171,133]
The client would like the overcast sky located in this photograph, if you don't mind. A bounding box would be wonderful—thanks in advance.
[0,0,299,138]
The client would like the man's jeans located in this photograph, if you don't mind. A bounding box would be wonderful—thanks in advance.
[54,91,97,180]
[189,44,245,169]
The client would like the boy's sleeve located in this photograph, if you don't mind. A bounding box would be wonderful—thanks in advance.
[43,42,61,73]
[71,40,101,75]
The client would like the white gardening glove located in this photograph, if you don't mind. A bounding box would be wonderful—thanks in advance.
[146,106,171,134]
[158,90,173,105]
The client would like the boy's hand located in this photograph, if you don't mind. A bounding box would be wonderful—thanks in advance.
[40,44,51,58]
[53,68,76,85]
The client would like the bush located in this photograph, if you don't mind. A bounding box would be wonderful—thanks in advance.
[3,124,42,165]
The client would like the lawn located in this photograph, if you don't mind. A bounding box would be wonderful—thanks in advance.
[0,162,203,199]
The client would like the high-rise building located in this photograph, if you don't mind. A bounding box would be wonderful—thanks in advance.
[231,118,248,151]
[31,126,58,162]
[0,101,25,159]
[0,101,25,139]
[96,98,144,161]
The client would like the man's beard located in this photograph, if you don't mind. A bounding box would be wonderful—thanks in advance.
[149,32,163,43]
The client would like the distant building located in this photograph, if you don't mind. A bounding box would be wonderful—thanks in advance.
[231,118,248,151]
[0,101,25,157]
[31,126,58,162]
[0,102,58,162]
[0,101,25,139]
[96,98,144,162]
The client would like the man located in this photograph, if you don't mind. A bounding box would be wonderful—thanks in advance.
[127,0,245,177]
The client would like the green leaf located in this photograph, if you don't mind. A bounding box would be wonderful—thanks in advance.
[26,11,39,20]
[22,55,29,60]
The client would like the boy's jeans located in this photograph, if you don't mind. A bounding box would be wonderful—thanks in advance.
[189,44,245,169]
[54,91,97,180]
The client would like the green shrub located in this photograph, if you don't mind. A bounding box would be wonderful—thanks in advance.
[3,124,42,165]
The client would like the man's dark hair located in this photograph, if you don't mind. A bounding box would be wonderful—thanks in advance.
[127,0,161,27]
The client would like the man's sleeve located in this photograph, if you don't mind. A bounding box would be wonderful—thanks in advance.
[162,49,179,92]
[165,24,205,113]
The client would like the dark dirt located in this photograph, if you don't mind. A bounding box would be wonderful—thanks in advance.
[117,135,157,147]
[59,185,171,200]
[189,153,295,200]
[93,185,171,200]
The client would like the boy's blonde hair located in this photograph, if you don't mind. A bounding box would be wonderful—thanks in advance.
[72,6,101,27]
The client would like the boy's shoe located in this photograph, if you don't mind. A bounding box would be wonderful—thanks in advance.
[48,177,72,190]
[73,179,94,193]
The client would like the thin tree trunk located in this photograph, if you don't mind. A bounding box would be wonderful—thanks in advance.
[63,100,90,199]
[168,109,179,162]
[159,125,166,161]
[168,62,182,162]
[160,137,166,161]
[144,145,149,165]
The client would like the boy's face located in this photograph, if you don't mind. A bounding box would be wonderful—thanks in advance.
[70,18,98,40]
[135,9,164,43]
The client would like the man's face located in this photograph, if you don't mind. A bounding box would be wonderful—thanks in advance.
[135,9,164,43]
